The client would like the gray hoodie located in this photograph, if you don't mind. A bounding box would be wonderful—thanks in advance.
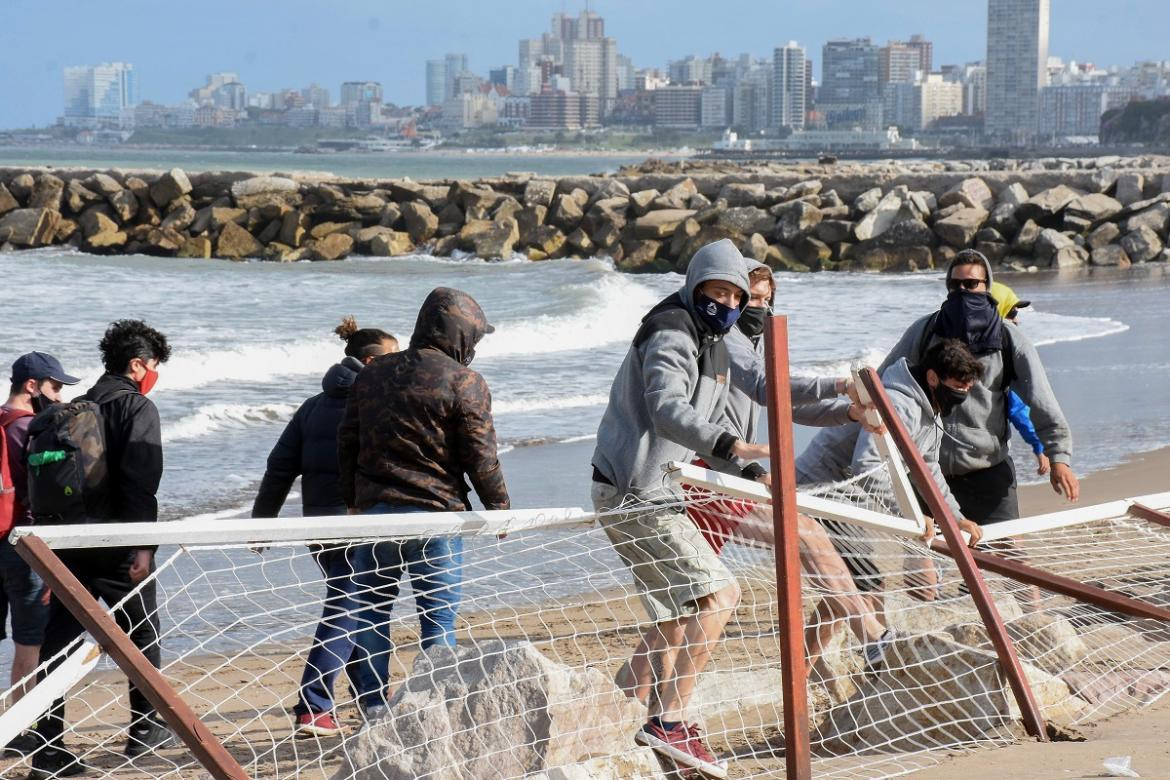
[722,258,853,446]
[878,254,1072,476]
[592,239,749,498]
[795,358,962,519]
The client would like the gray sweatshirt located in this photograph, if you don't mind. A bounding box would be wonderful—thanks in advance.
[878,311,1072,477]
[592,239,750,498]
[795,358,963,519]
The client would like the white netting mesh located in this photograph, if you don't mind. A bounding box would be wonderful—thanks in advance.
[1,469,1169,780]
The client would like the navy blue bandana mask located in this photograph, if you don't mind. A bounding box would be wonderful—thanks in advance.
[696,293,742,334]
[935,290,1003,356]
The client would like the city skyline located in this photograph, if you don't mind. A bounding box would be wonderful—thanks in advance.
[1,0,1168,128]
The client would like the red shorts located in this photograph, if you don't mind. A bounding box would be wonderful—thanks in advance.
[684,459,755,556]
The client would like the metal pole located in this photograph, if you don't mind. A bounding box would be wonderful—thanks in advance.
[14,535,250,780]
[931,542,1170,623]
[764,315,811,779]
[1129,503,1170,530]
[858,367,1049,742]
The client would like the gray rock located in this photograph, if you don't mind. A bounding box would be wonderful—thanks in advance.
[230,175,298,210]
[216,221,263,259]
[0,184,18,217]
[108,190,139,223]
[774,201,822,244]
[335,641,644,780]
[853,187,883,214]
[717,182,766,207]
[788,179,823,199]
[854,191,911,241]
[813,220,855,245]
[160,201,197,232]
[1120,225,1164,263]
[467,217,519,259]
[64,179,100,213]
[939,178,993,211]
[934,208,988,248]
[1013,219,1042,251]
[1090,244,1130,267]
[6,174,34,203]
[1015,184,1082,223]
[150,168,193,208]
[653,178,698,210]
[29,174,65,211]
[1090,167,1119,194]
[997,182,1029,208]
[1034,228,1076,263]
[794,236,832,266]
[987,203,1021,240]
[629,189,659,216]
[83,173,123,198]
[1051,245,1090,267]
[523,179,557,208]
[526,225,568,258]
[716,206,775,236]
[1114,172,1144,206]
[1122,202,1170,235]
[0,207,60,247]
[1086,222,1121,250]
[311,232,355,261]
[873,219,936,248]
[549,194,585,231]
[1065,193,1122,224]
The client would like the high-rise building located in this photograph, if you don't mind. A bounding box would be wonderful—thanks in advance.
[536,10,619,117]
[986,0,1050,141]
[772,42,808,130]
[820,38,882,128]
[189,72,239,105]
[907,34,933,74]
[64,62,137,126]
[668,56,712,86]
[916,74,963,130]
[426,60,446,106]
[301,83,331,109]
[444,53,470,99]
[654,86,703,129]
[529,89,598,129]
[879,41,923,85]
[700,87,729,128]
[489,66,517,93]
[340,81,383,107]
[732,65,771,132]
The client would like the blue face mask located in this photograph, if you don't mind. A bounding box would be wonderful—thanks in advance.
[695,293,742,334]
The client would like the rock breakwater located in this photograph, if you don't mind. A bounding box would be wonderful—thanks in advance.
[2,156,1169,273]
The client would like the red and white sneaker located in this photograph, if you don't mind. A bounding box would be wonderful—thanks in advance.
[635,721,728,779]
[685,723,728,779]
[294,711,344,738]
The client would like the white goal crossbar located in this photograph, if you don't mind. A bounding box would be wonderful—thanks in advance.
[9,507,594,550]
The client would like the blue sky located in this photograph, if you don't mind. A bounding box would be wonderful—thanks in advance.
[1,0,1166,128]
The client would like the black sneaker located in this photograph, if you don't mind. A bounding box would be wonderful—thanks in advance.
[124,719,178,758]
[4,731,43,757]
[27,746,92,779]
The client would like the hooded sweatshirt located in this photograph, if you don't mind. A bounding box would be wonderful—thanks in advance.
[339,287,509,512]
[795,358,963,519]
[721,258,852,448]
[879,253,1072,477]
[592,239,751,498]
[252,356,364,518]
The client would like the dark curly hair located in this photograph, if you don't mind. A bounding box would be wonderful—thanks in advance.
[922,338,984,385]
[99,320,172,374]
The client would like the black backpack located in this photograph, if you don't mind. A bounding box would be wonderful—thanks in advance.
[26,399,118,524]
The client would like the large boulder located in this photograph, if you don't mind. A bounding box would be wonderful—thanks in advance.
[336,641,644,780]
[6,173,34,203]
[0,208,60,247]
[773,200,822,244]
[1092,245,1132,268]
[107,189,139,223]
[526,225,568,259]
[79,208,125,249]
[717,182,766,207]
[934,208,988,248]
[853,187,883,214]
[634,209,696,240]
[83,173,123,198]
[1114,172,1144,207]
[216,221,263,259]
[716,206,775,237]
[629,189,659,216]
[939,178,993,211]
[311,232,355,261]
[1120,225,1164,263]
[522,179,557,209]
[1122,201,1170,235]
[0,184,18,217]
[149,168,192,208]
[815,632,1088,755]
[1064,193,1122,225]
[64,179,100,213]
[997,182,1029,208]
[369,231,415,257]
[401,201,439,243]
[1015,185,1082,224]
[28,174,65,211]
[470,217,519,259]
[549,194,584,231]
[230,176,299,210]
[653,178,698,210]
[618,239,666,272]
[853,191,911,241]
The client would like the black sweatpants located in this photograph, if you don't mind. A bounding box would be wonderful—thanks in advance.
[36,549,161,749]
[945,459,1019,526]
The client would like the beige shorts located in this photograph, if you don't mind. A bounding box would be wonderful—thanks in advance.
[592,482,737,624]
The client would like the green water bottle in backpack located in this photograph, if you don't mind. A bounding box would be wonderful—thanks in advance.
[26,400,116,524]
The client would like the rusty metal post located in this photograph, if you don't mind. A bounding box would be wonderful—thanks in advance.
[1129,503,1170,529]
[15,534,250,780]
[764,315,811,778]
[858,367,1049,741]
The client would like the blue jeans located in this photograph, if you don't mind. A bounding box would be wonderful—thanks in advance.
[351,502,464,710]
[295,545,380,716]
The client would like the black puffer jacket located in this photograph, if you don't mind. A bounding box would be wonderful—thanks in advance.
[252,357,363,518]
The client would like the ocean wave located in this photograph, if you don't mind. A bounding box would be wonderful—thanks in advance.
[165,402,299,443]
[493,393,608,415]
[476,272,663,358]
[1022,311,1130,347]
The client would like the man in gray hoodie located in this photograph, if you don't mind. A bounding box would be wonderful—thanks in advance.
[591,238,768,778]
[878,250,1079,525]
[796,339,986,667]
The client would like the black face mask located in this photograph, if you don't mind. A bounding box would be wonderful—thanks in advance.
[932,382,969,417]
[737,306,769,339]
[30,393,54,415]
[935,290,1003,356]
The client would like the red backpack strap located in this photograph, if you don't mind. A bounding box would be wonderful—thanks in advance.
[0,408,35,428]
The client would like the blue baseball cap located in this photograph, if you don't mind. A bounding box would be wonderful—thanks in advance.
[10,352,80,386]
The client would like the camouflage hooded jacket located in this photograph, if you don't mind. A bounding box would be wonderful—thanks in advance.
[339,287,510,512]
